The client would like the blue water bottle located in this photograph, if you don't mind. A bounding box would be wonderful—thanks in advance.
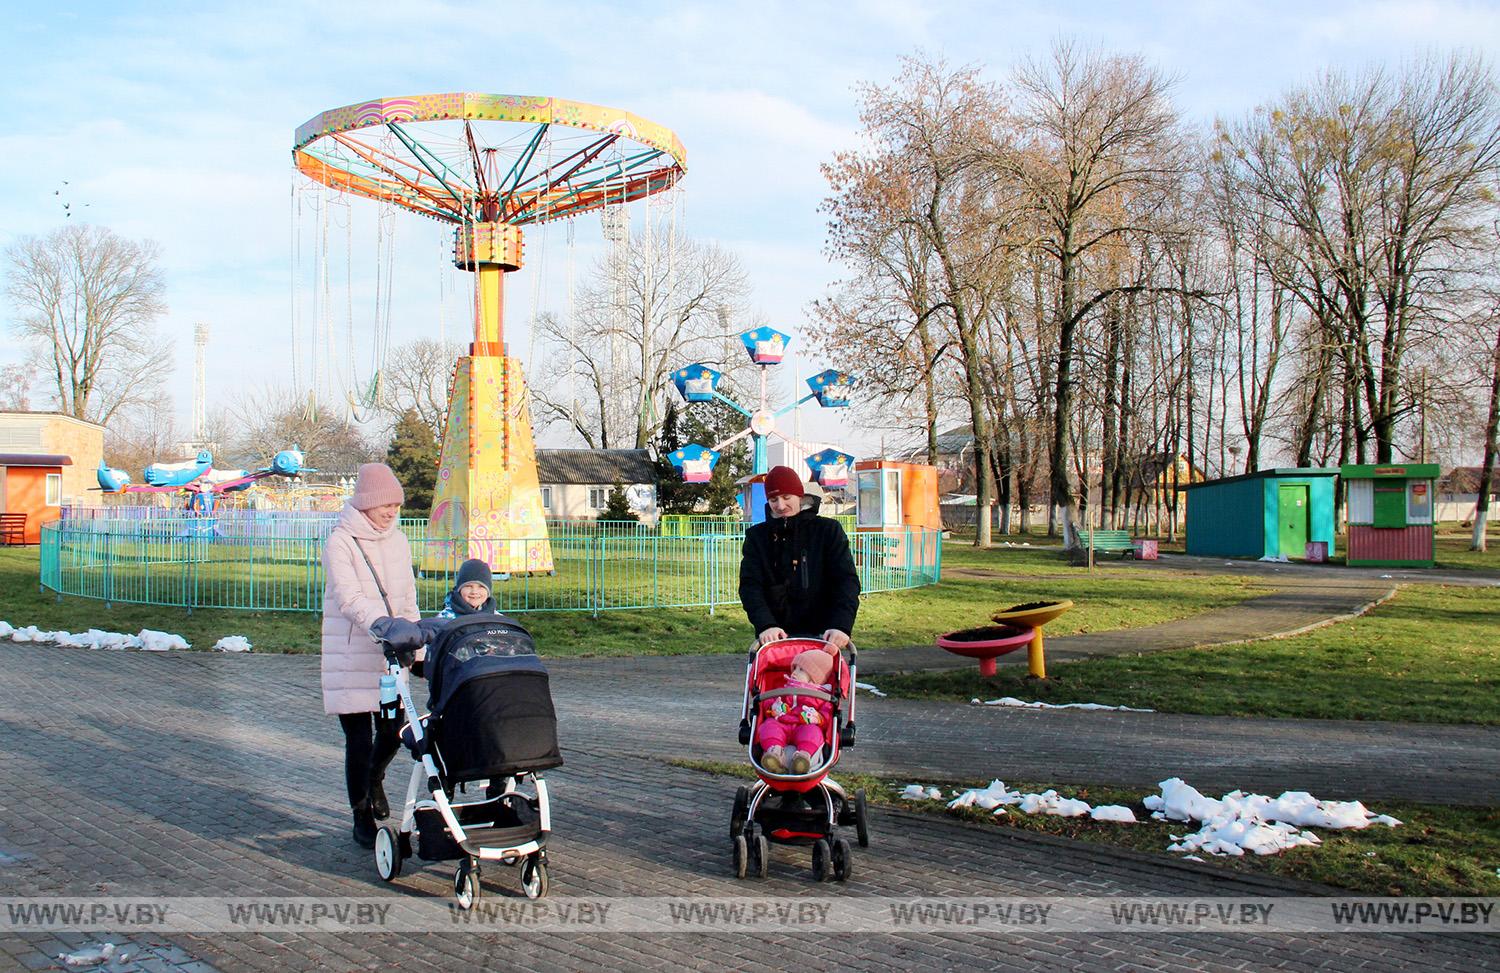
[379,673,399,721]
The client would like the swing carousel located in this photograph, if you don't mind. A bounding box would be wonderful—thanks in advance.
[293,93,686,572]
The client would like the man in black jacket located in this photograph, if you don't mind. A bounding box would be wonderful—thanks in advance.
[739,465,860,649]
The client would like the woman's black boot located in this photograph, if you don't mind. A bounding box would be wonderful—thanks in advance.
[352,800,377,849]
[369,778,389,820]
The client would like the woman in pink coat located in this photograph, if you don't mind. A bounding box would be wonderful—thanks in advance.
[320,463,420,848]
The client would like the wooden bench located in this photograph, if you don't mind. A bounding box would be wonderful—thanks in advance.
[0,513,26,546]
[1076,529,1135,560]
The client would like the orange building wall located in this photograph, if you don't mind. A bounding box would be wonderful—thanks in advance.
[4,467,62,543]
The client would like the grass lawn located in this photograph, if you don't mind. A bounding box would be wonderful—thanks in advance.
[871,584,1500,725]
[0,541,1262,656]
[673,759,1500,898]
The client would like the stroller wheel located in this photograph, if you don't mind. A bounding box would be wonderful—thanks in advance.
[732,834,748,879]
[811,839,830,882]
[730,786,750,838]
[752,828,770,879]
[831,838,853,882]
[454,858,480,909]
[854,789,870,848]
[521,853,549,899]
[399,832,412,859]
[374,826,403,881]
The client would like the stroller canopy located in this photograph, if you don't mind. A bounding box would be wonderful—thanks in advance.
[426,614,539,716]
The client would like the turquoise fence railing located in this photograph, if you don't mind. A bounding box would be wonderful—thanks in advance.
[39,517,940,614]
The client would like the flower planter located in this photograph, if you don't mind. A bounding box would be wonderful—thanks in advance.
[935,623,1036,677]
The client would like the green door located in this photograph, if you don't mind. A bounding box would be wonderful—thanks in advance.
[1277,484,1309,558]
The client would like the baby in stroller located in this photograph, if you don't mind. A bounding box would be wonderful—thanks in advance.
[756,648,835,775]
[730,637,870,882]
[368,561,562,907]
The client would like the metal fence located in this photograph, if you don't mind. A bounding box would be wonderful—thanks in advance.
[39,516,941,615]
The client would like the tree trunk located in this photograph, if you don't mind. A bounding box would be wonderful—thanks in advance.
[1473,320,1500,552]
[1050,230,1082,548]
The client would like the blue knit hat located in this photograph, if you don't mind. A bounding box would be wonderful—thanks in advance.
[454,558,492,594]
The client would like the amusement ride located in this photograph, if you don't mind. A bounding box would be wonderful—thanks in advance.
[291,92,686,572]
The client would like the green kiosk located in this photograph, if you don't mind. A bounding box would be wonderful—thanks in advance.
[1183,468,1338,560]
[1341,463,1438,568]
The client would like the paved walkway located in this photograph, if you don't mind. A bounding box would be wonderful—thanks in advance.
[2,644,1497,972]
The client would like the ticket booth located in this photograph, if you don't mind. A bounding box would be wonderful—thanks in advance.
[1341,463,1438,568]
[0,453,72,544]
[854,460,941,566]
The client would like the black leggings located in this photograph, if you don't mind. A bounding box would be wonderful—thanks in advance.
[337,712,402,809]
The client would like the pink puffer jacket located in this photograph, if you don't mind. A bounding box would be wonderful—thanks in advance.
[320,503,420,715]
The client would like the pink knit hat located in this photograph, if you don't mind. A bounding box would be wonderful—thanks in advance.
[350,463,405,510]
[792,649,835,684]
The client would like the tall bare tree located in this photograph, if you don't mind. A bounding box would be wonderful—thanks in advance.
[531,227,749,449]
[1005,40,1187,546]
[4,224,171,424]
[1221,54,1500,462]
[832,55,1016,546]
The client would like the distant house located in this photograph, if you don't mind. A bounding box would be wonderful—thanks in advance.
[0,411,106,543]
[1438,465,1499,521]
[536,449,658,523]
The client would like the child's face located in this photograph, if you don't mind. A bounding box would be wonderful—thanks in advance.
[459,582,489,608]
[790,665,810,683]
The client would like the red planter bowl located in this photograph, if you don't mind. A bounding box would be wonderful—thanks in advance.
[936,623,1036,677]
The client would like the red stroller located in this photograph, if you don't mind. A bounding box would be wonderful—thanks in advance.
[729,637,869,881]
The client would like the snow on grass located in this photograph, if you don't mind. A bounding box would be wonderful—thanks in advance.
[930,775,1399,854]
[1146,777,1402,857]
[214,635,253,652]
[900,784,943,800]
[854,681,887,697]
[0,620,195,651]
[970,697,1154,712]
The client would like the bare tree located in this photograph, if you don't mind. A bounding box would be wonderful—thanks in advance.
[377,337,463,439]
[531,226,749,449]
[1006,40,1188,546]
[1221,54,1500,463]
[228,387,376,474]
[4,224,171,424]
[835,55,1017,546]
[103,403,181,476]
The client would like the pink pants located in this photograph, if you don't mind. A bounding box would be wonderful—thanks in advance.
[757,717,825,756]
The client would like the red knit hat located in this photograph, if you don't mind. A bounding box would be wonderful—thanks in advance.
[792,649,834,684]
[350,463,405,510]
[764,465,804,499]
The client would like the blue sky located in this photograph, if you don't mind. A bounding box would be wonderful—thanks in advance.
[2,0,1497,457]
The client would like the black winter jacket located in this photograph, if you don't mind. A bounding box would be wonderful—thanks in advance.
[739,500,860,638]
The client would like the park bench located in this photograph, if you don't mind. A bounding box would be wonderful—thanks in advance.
[0,513,26,546]
[1074,529,1135,561]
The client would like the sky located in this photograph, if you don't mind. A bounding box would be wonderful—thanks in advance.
[2,0,1498,461]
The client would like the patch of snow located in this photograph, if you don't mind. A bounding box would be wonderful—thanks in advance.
[136,629,189,652]
[1147,777,1401,857]
[1018,790,1092,817]
[1258,555,1291,563]
[900,784,943,801]
[1182,855,1205,862]
[57,943,117,967]
[975,697,1153,712]
[0,621,11,638]
[1091,805,1137,823]
[947,779,1021,811]
[214,635,253,653]
[854,681,885,698]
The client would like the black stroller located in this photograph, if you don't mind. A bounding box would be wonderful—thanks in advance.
[372,613,562,907]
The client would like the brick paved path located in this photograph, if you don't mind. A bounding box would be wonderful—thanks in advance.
[1,645,1496,972]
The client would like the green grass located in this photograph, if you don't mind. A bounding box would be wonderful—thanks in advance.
[673,758,1500,897]
[4,541,1263,656]
[872,584,1500,725]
